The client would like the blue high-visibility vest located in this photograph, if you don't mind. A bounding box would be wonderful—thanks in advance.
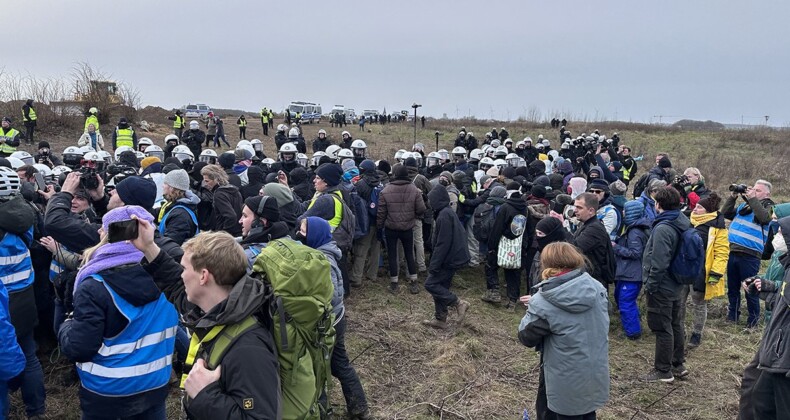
[0,228,35,293]
[75,274,178,397]
[728,203,769,254]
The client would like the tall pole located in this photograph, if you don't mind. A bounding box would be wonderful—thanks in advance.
[412,103,421,147]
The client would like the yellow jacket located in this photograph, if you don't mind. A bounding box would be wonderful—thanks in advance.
[691,211,730,300]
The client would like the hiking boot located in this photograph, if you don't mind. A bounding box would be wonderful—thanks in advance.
[626,333,642,341]
[481,289,501,304]
[422,319,449,329]
[640,369,674,383]
[688,332,702,348]
[388,282,399,294]
[455,300,470,324]
[504,300,517,311]
[409,278,420,294]
[349,408,373,420]
[672,364,690,378]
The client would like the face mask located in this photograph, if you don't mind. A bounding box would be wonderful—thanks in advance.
[772,232,787,253]
[294,232,307,243]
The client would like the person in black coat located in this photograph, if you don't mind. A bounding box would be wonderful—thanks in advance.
[571,193,616,289]
[486,185,528,308]
[159,169,201,246]
[239,166,266,200]
[181,121,205,158]
[312,130,331,153]
[289,167,313,202]
[200,165,243,237]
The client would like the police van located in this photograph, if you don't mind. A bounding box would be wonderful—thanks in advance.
[288,101,322,124]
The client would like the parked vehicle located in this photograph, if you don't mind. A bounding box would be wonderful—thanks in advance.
[183,103,211,118]
[288,101,322,124]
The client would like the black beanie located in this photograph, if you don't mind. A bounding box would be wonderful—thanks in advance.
[315,163,343,186]
[531,184,547,199]
[219,152,235,169]
[115,176,157,210]
[658,156,672,169]
[245,196,280,222]
[38,141,51,149]
[377,160,391,175]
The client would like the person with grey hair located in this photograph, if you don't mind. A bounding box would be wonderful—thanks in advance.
[721,179,775,328]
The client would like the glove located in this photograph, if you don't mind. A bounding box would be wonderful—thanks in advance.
[707,276,720,285]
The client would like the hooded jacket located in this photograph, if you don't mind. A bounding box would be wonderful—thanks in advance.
[209,184,243,237]
[289,167,313,203]
[304,217,344,323]
[142,249,281,420]
[239,166,266,200]
[376,178,426,231]
[642,210,691,297]
[518,269,610,416]
[263,183,300,232]
[613,215,651,283]
[572,216,616,286]
[428,186,470,272]
[757,218,790,376]
[487,194,528,251]
[159,190,201,246]
[689,211,729,299]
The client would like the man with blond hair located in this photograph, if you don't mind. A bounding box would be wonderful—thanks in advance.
[132,227,280,419]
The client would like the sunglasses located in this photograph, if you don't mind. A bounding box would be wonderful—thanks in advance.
[590,189,605,194]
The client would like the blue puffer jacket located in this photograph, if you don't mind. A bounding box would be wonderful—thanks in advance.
[613,217,651,282]
[0,281,25,416]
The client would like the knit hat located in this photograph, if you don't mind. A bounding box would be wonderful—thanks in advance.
[658,156,672,169]
[610,161,623,171]
[439,171,454,185]
[404,157,418,168]
[164,157,182,167]
[315,163,343,186]
[38,141,51,149]
[245,195,280,222]
[697,192,722,213]
[141,156,161,170]
[0,158,10,169]
[359,159,376,174]
[623,200,646,226]
[163,169,190,191]
[773,203,790,220]
[341,158,356,173]
[610,180,627,196]
[588,178,610,193]
[479,175,491,187]
[262,182,294,207]
[393,164,410,180]
[489,186,507,198]
[102,205,154,234]
[218,152,235,169]
[531,184,547,199]
[377,160,391,175]
[114,176,157,209]
[502,167,516,180]
[162,163,181,174]
[486,166,499,176]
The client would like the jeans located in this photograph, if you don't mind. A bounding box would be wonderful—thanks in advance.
[424,268,459,321]
[10,331,46,416]
[214,132,230,148]
[54,298,67,335]
[82,402,166,420]
[614,281,642,338]
[351,228,379,285]
[678,285,707,336]
[413,219,427,272]
[465,217,480,265]
[752,371,790,420]
[329,317,369,416]
[645,292,685,372]
[727,253,761,327]
[385,228,415,279]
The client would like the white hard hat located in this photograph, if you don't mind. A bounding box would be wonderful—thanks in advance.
[325,145,341,160]
[237,140,252,149]
[451,146,467,156]
[288,128,300,139]
[164,134,180,143]
[144,145,165,161]
[114,145,134,162]
[83,151,104,162]
[10,151,34,166]
[138,137,153,147]
[279,143,298,153]
[189,120,199,129]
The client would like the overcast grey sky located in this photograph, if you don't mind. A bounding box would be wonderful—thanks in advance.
[6,0,789,125]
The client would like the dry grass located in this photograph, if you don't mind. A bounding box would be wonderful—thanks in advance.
[7,116,777,419]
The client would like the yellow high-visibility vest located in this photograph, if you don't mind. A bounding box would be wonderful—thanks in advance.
[85,115,100,133]
[173,115,184,129]
[307,191,343,230]
[115,127,135,148]
[0,128,19,154]
[23,107,37,122]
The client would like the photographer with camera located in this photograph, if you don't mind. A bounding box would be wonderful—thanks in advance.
[41,172,105,253]
[181,120,205,159]
[33,141,62,168]
[721,180,775,328]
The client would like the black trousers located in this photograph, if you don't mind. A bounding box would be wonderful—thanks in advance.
[752,371,790,420]
[424,268,458,321]
[385,228,415,278]
[25,124,35,144]
[330,316,369,415]
[537,366,597,420]
[262,123,269,136]
[239,126,246,139]
[646,291,685,372]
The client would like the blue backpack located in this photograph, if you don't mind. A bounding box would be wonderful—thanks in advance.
[349,190,369,240]
[660,221,704,284]
[367,184,383,220]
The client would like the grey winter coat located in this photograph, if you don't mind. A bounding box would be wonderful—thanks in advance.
[316,240,345,324]
[518,269,610,416]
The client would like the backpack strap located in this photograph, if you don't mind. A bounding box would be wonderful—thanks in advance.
[206,315,260,369]
[158,205,200,236]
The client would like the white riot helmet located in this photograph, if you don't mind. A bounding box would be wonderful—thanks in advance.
[451,146,467,161]
[98,150,113,165]
[10,151,34,166]
[479,157,495,171]
[63,146,85,168]
[542,139,550,147]
[144,145,165,161]
[490,139,501,148]
[394,149,407,162]
[0,167,21,196]
[538,134,544,140]
[137,137,153,151]
[172,145,194,163]
[325,145,341,161]
[516,140,526,149]
[261,158,275,170]
[189,120,199,130]
[437,149,450,162]
[237,140,252,149]
[164,134,180,145]
[505,153,520,167]
[350,139,367,159]
[296,153,308,168]
[83,151,106,171]
[89,107,98,114]
[404,151,422,168]
[494,159,507,170]
[341,130,351,140]
[33,164,54,180]
[317,129,327,137]
[52,165,72,177]
[311,151,326,167]
[250,139,263,152]
[426,152,441,167]
[135,151,146,163]
[494,146,508,159]
[279,142,298,161]
[412,143,425,153]
[6,157,24,170]
[523,137,533,145]
[79,145,96,155]
[338,148,354,161]
[200,149,218,163]
[469,148,483,162]
[504,138,513,147]
[288,127,300,139]
[114,145,134,162]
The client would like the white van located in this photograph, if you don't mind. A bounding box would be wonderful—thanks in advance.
[288,101,322,124]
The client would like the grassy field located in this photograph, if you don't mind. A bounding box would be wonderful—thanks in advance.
[8,115,784,419]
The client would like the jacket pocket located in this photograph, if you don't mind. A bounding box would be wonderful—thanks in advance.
[775,328,784,358]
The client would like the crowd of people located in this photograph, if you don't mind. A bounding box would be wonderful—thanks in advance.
[0,108,787,420]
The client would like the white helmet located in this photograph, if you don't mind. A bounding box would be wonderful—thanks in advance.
[89,107,98,114]
[494,159,507,170]
[10,151,34,166]
[250,139,263,152]
[288,127,300,139]
[412,143,425,153]
[52,165,72,177]
[114,145,134,162]
[135,151,146,162]
[518,158,526,168]
[83,151,104,162]
[79,145,96,155]
[33,164,54,180]
[237,144,255,160]
[172,145,194,162]
[426,152,441,167]
[98,150,113,165]
[237,140,252,149]
[261,158,275,170]
[542,139,550,147]
[504,138,513,146]
[6,157,24,170]
[296,153,308,167]
[138,137,153,151]
[437,149,450,162]
[490,139,501,148]
[341,130,351,139]
[311,151,326,167]
[351,139,367,158]
[505,153,520,167]
[523,137,533,144]
[318,129,327,136]
[516,140,526,149]
[494,146,508,158]
[538,134,544,140]
[277,124,287,132]
[164,134,180,144]
[199,149,218,163]
[279,143,298,161]
[469,148,484,161]
[325,145,341,161]
[144,145,165,161]
[338,148,354,160]
[189,120,199,129]
[479,157,495,170]
[0,167,21,196]
[451,146,467,158]
[394,149,407,162]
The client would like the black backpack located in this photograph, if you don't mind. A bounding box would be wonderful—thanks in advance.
[632,173,650,199]
[473,203,500,243]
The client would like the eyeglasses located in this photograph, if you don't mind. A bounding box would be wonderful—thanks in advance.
[590,189,605,194]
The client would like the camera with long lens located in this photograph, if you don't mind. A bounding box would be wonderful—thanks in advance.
[79,167,99,190]
[675,175,690,187]
[729,184,748,194]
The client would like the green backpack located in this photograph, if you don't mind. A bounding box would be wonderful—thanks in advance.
[253,238,336,420]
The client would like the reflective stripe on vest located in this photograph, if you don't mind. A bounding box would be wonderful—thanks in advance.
[50,260,64,283]
[85,115,100,132]
[622,163,633,181]
[0,128,19,154]
[76,274,178,397]
[0,229,34,292]
[115,128,134,148]
[23,107,37,122]
[307,191,343,230]
[158,205,200,237]
[238,119,247,127]
[173,115,184,129]
[728,204,769,253]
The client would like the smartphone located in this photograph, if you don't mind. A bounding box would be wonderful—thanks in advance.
[107,220,139,243]
[34,172,47,191]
